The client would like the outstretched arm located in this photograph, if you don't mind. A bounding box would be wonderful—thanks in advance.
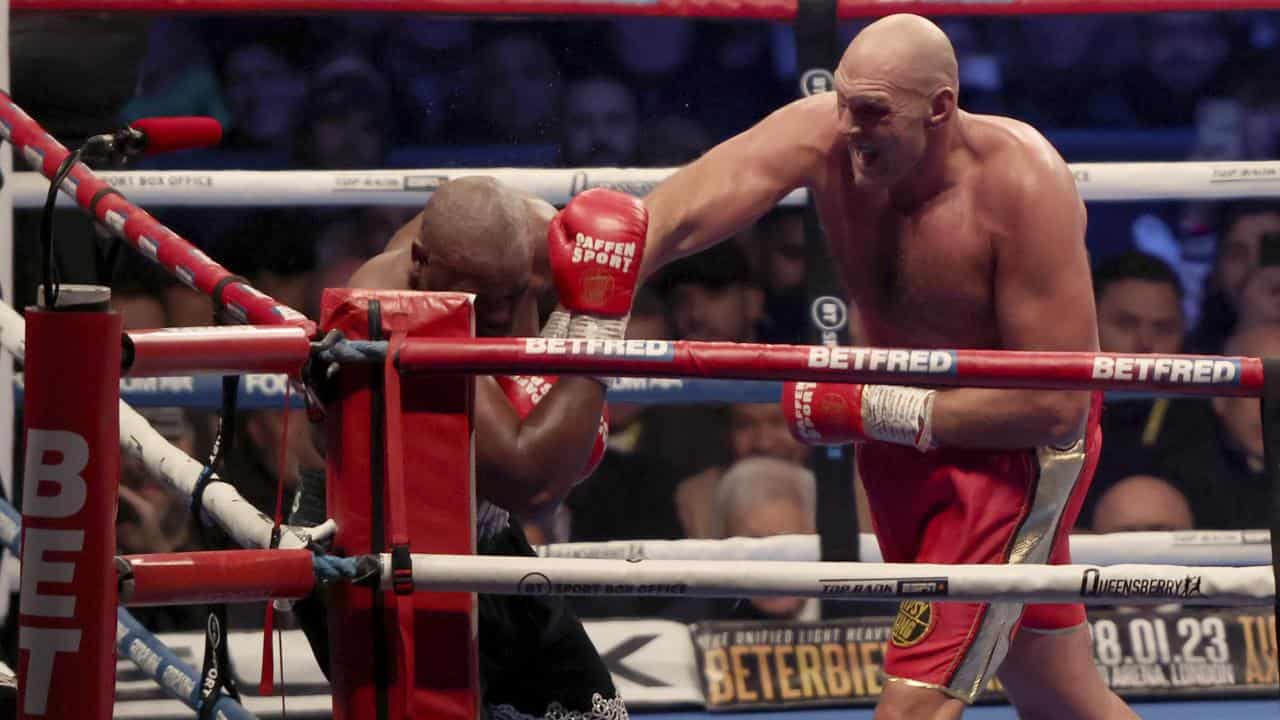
[640,94,835,281]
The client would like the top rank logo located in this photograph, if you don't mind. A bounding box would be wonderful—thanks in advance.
[1091,356,1239,385]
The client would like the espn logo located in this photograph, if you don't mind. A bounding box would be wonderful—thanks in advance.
[896,578,949,596]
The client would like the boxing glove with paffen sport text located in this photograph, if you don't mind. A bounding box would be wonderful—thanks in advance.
[782,381,937,452]
[547,188,648,339]
[496,374,608,479]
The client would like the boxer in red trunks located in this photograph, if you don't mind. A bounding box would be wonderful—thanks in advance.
[638,14,1135,720]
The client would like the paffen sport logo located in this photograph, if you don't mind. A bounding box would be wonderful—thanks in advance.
[571,232,638,273]
[789,381,852,443]
[1091,356,1239,385]
[808,347,956,374]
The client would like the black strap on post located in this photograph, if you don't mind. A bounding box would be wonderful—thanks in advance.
[367,301,391,720]
[1260,357,1280,693]
[194,376,242,718]
[794,0,860,618]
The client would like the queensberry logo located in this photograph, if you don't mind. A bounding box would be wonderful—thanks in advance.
[525,337,674,360]
[807,347,956,374]
[1092,356,1239,385]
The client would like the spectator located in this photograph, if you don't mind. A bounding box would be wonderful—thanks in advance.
[219,39,306,149]
[749,209,808,344]
[380,19,473,144]
[659,240,765,342]
[1087,252,1212,522]
[1089,474,1193,615]
[122,19,231,129]
[294,53,391,170]
[1123,13,1234,127]
[937,19,1005,116]
[676,403,808,540]
[641,115,712,166]
[1091,475,1194,533]
[1003,16,1133,128]
[466,30,561,144]
[1155,325,1280,529]
[1095,251,1186,355]
[560,75,641,167]
[1192,201,1280,352]
[117,406,206,632]
[706,457,819,620]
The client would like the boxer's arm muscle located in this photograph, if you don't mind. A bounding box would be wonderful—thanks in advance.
[474,376,606,518]
[385,211,424,253]
[639,95,832,280]
[931,157,1095,449]
[346,250,413,290]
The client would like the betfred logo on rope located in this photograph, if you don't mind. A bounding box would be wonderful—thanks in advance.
[525,337,675,360]
[807,347,956,374]
[1091,356,1239,385]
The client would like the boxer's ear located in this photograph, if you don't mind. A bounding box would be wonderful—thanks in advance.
[927,87,956,128]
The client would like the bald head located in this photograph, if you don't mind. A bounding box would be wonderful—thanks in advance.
[838,14,958,99]
[418,176,534,271]
[1092,475,1193,533]
[415,176,536,335]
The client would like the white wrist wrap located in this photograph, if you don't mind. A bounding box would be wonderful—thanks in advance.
[565,312,628,388]
[541,309,570,339]
[567,313,629,341]
[861,385,938,452]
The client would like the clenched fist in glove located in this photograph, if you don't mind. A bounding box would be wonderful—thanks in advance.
[782,381,938,452]
[547,188,649,340]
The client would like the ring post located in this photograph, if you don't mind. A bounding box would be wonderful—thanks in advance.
[19,284,121,719]
[321,289,478,720]
[1261,356,1280,692]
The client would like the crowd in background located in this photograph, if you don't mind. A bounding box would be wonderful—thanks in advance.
[7,11,1280,632]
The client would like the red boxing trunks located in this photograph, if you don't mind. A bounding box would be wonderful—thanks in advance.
[856,392,1102,702]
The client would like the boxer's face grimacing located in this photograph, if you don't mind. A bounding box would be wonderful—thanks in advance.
[835,83,930,187]
[834,15,959,189]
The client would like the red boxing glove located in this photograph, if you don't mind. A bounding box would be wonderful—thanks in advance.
[548,189,648,338]
[782,381,937,452]
[496,375,608,479]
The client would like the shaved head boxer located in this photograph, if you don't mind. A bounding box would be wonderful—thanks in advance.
[309,176,648,719]
[639,14,1135,720]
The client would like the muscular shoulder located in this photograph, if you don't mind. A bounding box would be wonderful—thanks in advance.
[762,92,844,154]
[346,249,413,290]
[969,114,1082,224]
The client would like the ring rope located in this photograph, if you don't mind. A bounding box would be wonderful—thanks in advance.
[0,299,335,552]
[0,93,314,334]
[10,161,1280,209]
[10,0,1280,17]
[0,500,260,720]
[389,553,1273,605]
[538,531,1273,568]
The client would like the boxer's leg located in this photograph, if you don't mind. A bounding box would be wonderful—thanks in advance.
[863,396,1101,715]
[999,624,1137,720]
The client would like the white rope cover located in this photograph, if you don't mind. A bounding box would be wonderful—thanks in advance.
[398,554,1273,605]
[540,530,1272,567]
[0,300,331,551]
[12,160,1280,208]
